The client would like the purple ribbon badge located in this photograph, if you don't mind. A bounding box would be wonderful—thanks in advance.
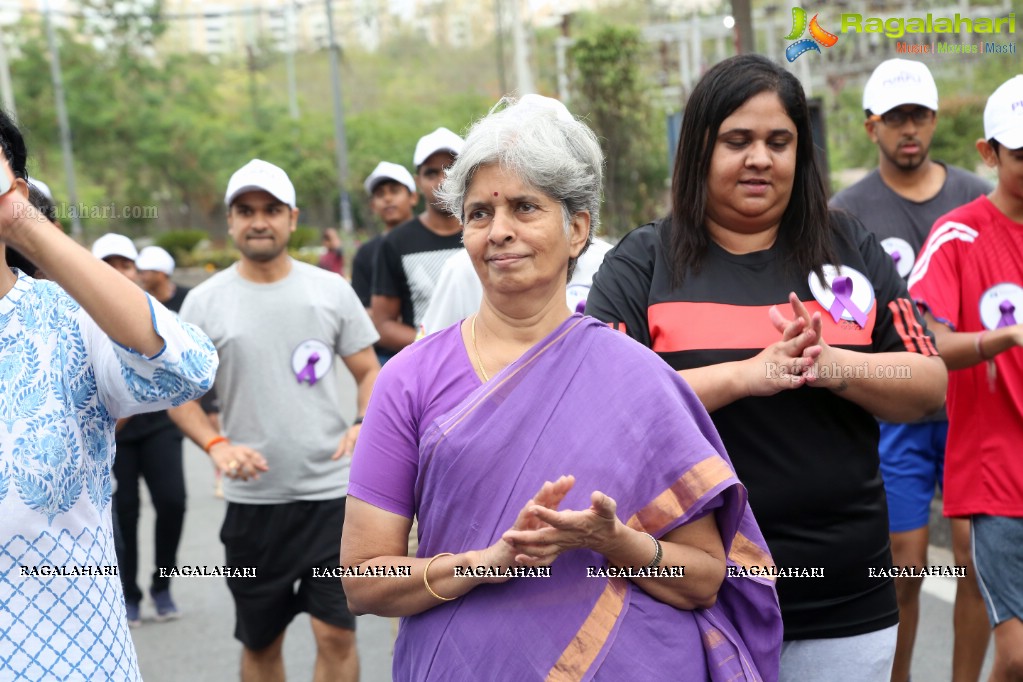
[296,352,321,386]
[829,276,868,328]
[890,251,902,266]
[997,300,1017,328]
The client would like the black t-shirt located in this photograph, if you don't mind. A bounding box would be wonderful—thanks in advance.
[352,234,384,308]
[117,284,191,442]
[371,217,463,329]
[586,212,938,640]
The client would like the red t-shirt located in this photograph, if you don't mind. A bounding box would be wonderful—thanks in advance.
[909,196,1023,517]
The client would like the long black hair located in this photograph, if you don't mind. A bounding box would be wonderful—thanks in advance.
[0,108,28,180]
[1,108,34,274]
[668,54,838,286]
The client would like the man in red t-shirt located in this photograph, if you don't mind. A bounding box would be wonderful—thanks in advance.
[909,75,1023,681]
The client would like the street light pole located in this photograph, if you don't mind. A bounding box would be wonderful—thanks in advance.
[324,0,353,233]
[43,0,83,240]
[0,27,17,121]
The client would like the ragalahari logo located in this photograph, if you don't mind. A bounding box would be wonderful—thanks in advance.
[784,7,839,61]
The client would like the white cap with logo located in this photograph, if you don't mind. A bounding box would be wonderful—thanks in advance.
[984,75,1023,150]
[136,245,176,275]
[364,161,417,195]
[863,58,938,115]
[91,233,138,261]
[413,127,464,168]
[224,159,296,209]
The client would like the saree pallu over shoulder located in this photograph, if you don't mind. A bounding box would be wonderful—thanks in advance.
[400,315,781,682]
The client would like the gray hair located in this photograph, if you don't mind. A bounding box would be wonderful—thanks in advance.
[437,96,604,275]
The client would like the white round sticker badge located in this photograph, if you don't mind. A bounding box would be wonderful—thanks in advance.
[808,265,876,328]
[979,283,1023,331]
[291,339,333,386]
[880,237,915,279]
[566,283,591,315]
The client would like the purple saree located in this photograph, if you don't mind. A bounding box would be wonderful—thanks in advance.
[396,315,782,681]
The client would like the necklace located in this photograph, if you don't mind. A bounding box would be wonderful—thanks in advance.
[470,314,491,382]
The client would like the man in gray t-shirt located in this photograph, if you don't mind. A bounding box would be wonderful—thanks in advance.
[172,159,379,682]
[829,59,991,682]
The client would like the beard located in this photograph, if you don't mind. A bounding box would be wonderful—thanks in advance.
[881,137,931,171]
[236,236,288,263]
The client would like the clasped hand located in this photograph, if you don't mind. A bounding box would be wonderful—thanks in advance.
[471,475,622,580]
[745,292,837,396]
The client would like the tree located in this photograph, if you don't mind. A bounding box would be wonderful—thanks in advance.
[570,26,668,237]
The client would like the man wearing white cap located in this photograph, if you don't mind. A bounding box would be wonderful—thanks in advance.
[831,58,992,682]
[171,158,379,681]
[370,128,464,356]
[909,74,1023,682]
[114,244,193,627]
[351,161,418,310]
[136,246,186,309]
[92,232,140,283]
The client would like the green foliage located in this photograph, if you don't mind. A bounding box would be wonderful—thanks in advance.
[570,25,668,236]
[288,249,321,266]
[10,17,493,240]
[154,229,207,259]
[190,247,240,270]
[289,226,321,249]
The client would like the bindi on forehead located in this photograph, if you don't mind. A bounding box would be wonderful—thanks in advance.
[493,192,499,197]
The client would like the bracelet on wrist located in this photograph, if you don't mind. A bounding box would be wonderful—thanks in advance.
[352,416,364,426]
[423,553,456,601]
[975,331,991,361]
[203,435,229,454]
[642,532,663,568]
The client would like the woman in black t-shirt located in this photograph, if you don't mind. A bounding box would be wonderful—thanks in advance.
[587,54,947,682]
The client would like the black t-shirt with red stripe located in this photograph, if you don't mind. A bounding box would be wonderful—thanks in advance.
[586,211,937,641]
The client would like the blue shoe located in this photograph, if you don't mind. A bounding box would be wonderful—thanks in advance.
[150,588,180,621]
[125,600,141,628]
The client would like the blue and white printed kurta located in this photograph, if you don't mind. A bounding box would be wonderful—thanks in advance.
[0,270,217,681]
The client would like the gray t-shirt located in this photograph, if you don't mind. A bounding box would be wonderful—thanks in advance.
[830,163,990,424]
[180,260,379,504]
[830,164,991,279]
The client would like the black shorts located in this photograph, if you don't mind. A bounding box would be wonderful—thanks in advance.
[219,497,355,650]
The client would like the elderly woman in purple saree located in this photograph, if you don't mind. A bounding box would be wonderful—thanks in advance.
[342,95,782,681]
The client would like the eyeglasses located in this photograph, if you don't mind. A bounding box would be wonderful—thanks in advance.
[870,108,935,127]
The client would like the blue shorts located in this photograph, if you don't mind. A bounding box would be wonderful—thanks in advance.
[972,515,1023,627]
[878,421,947,533]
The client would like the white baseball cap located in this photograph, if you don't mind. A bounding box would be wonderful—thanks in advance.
[413,127,464,168]
[364,161,417,195]
[91,233,138,261]
[136,245,176,275]
[863,59,938,115]
[28,177,53,202]
[984,75,1023,150]
[224,159,296,209]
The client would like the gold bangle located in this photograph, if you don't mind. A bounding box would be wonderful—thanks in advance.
[423,553,456,602]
